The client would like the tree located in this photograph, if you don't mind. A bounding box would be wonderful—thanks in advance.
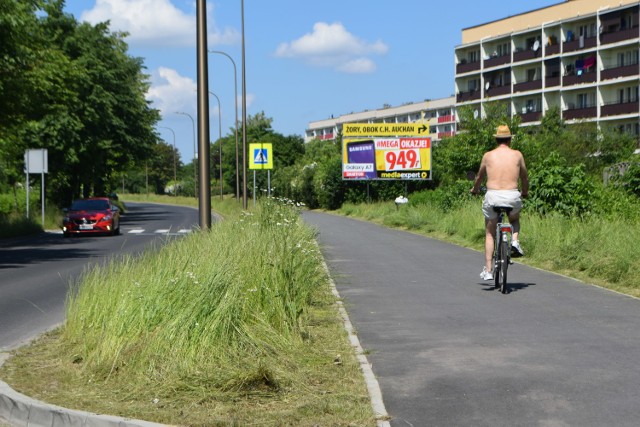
[0,0,49,191]
[148,142,181,194]
[0,1,160,206]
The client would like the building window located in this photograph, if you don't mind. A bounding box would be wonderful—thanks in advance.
[526,68,541,81]
[578,23,597,38]
[621,12,633,30]
[577,93,595,108]
[496,42,510,57]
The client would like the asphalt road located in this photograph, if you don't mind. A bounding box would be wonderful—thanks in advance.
[0,202,199,352]
[303,211,640,427]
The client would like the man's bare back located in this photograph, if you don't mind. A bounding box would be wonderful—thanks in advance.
[482,145,528,193]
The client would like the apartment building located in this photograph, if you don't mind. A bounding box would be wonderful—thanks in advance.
[455,0,640,138]
[305,97,457,143]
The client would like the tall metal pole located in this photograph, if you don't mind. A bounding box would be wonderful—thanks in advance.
[175,111,197,198]
[208,91,223,200]
[197,0,211,228]
[241,0,248,209]
[209,50,240,202]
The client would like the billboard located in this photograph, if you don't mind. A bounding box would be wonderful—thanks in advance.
[342,125,431,180]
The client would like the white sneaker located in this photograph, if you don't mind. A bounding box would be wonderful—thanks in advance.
[480,267,493,281]
[511,240,524,257]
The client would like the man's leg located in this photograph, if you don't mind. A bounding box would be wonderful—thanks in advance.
[508,212,520,241]
[485,218,497,272]
[508,212,524,256]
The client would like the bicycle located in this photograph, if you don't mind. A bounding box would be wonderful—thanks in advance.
[492,206,513,294]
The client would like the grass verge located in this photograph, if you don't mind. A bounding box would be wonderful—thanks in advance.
[0,196,376,426]
[338,199,640,298]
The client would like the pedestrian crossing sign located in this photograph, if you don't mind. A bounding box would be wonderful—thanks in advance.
[249,143,273,169]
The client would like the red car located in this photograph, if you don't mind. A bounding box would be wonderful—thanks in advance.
[62,197,121,237]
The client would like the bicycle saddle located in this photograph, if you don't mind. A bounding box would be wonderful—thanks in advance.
[492,206,513,213]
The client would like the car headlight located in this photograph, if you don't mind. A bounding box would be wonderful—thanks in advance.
[63,217,70,223]
[102,215,112,222]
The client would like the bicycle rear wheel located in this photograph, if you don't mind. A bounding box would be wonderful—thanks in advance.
[499,235,509,294]
[493,243,501,290]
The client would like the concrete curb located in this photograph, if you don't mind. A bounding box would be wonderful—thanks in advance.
[320,259,391,427]
[0,380,168,427]
[0,354,168,427]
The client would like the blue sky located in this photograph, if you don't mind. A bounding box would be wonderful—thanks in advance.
[62,0,559,162]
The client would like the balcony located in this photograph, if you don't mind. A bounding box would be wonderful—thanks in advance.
[513,79,542,93]
[601,63,639,80]
[563,71,597,86]
[545,44,560,55]
[545,75,561,88]
[437,115,456,123]
[485,85,511,98]
[456,90,481,103]
[601,101,639,117]
[483,54,510,69]
[513,49,540,63]
[600,27,639,45]
[437,131,456,139]
[563,105,597,120]
[318,133,335,141]
[563,35,597,53]
[456,61,481,74]
[519,111,542,123]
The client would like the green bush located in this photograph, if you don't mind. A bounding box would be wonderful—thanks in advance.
[592,182,640,222]
[527,152,595,217]
[409,180,473,211]
[314,157,344,210]
[611,162,640,198]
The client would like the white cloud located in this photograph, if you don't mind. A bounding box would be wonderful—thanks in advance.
[338,58,377,74]
[146,67,255,118]
[80,0,239,47]
[274,22,388,73]
[146,67,196,115]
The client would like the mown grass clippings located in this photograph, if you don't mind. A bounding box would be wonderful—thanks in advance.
[0,197,377,426]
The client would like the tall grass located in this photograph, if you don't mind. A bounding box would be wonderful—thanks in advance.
[339,199,640,297]
[0,201,64,238]
[0,214,42,238]
[63,198,328,391]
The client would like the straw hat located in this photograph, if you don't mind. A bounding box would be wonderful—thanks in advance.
[494,125,512,139]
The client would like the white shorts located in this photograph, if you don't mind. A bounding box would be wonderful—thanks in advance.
[482,190,522,220]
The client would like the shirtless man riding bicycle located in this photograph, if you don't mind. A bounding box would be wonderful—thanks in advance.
[470,125,529,281]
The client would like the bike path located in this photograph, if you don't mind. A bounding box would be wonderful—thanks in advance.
[302,211,640,427]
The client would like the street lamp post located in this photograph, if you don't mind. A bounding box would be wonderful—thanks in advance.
[196,0,211,229]
[208,91,223,200]
[241,0,248,209]
[175,111,197,198]
[208,50,240,202]
[158,126,177,196]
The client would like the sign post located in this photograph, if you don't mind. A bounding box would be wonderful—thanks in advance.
[248,143,273,206]
[24,149,48,225]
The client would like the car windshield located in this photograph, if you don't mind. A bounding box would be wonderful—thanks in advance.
[70,199,110,211]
